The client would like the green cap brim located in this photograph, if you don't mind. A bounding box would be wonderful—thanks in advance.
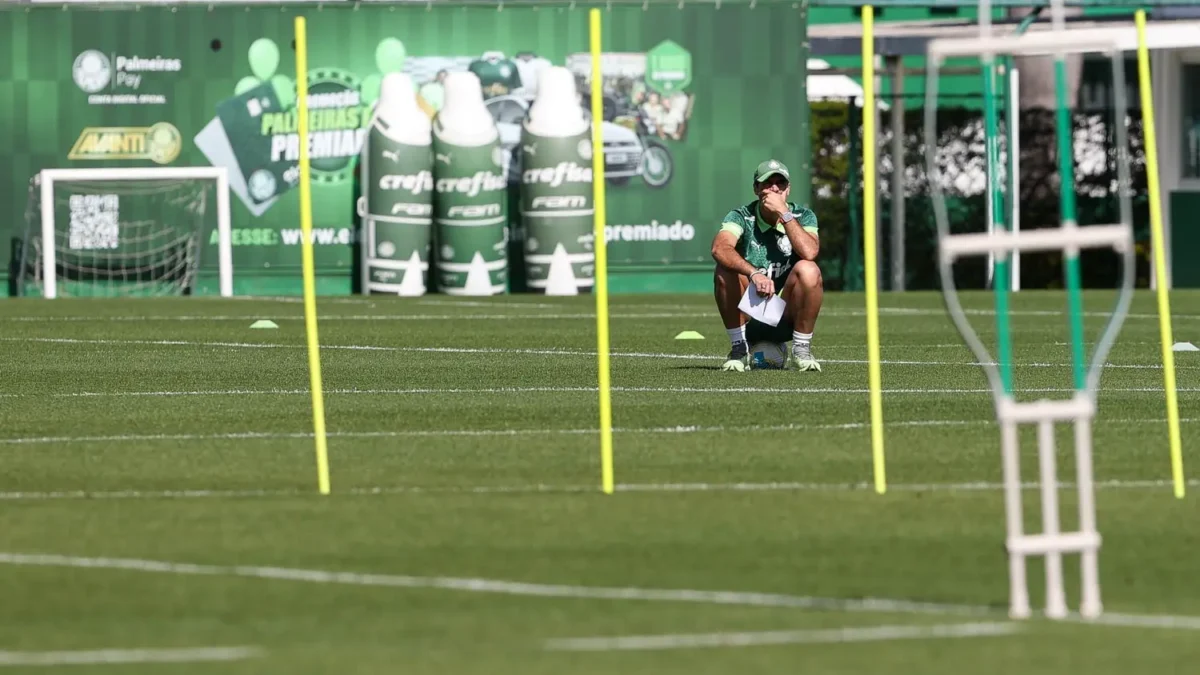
[756,169,789,183]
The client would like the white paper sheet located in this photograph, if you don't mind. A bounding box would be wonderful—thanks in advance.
[738,285,787,327]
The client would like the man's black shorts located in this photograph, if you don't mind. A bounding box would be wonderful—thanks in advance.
[746,317,793,344]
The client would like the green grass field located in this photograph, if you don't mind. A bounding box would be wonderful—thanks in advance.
[1,289,1198,673]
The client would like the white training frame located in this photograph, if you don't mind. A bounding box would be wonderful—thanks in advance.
[924,15,1146,623]
[927,21,1200,61]
[37,167,233,299]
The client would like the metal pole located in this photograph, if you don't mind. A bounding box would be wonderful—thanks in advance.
[1005,7,1041,293]
[986,136,996,289]
[848,102,862,292]
[875,53,885,293]
[1011,67,1021,291]
[889,55,906,291]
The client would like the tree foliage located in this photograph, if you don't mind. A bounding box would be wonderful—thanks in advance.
[809,100,1149,291]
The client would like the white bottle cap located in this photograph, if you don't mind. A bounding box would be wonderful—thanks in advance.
[374,72,430,145]
[526,66,588,137]
[435,71,498,146]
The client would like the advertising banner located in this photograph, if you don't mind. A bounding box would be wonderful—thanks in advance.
[0,3,811,295]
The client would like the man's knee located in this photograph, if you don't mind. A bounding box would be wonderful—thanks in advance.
[714,265,742,290]
[791,260,822,290]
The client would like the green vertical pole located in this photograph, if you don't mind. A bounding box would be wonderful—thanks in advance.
[984,58,1015,395]
[980,0,1015,396]
[847,102,863,292]
[1052,7,1087,391]
[984,62,1006,262]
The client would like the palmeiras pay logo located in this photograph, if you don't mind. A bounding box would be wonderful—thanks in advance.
[72,49,180,105]
[73,50,111,93]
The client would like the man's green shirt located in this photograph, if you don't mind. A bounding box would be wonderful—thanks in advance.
[720,200,818,281]
[468,55,523,98]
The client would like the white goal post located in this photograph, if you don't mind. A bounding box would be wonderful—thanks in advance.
[36,167,233,299]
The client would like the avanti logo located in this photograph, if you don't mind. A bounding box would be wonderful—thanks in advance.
[68,122,182,165]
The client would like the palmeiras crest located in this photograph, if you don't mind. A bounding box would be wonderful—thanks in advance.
[778,233,792,256]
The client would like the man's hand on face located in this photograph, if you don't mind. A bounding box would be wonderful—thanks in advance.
[761,191,790,221]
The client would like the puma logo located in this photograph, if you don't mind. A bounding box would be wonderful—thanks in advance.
[381,149,400,162]
[436,152,452,165]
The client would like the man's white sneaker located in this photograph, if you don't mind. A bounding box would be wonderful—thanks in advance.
[786,346,822,372]
[722,341,750,372]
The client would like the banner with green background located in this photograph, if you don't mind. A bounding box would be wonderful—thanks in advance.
[0,2,811,295]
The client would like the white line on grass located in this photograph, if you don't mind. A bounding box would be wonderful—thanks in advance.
[416,299,562,309]
[4,307,1200,322]
[231,295,377,306]
[0,646,264,666]
[0,313,708,322]
[4,385,1198,400]
[1089,613,1200,631]
[0,552,987,618]
[1,415,1195,447]
[612,477,1200,494]
[543,621,1021,652]
[1,552,1197,633]
[0,419,957,445]
[3,336,1194,371]
[2,478,1198,503]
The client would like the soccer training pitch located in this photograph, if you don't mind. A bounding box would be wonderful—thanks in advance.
[1,289,1197,673]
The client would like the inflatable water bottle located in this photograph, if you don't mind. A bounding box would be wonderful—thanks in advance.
[432,71,509,295]
[519,66,595,295]
[359,72,434,295]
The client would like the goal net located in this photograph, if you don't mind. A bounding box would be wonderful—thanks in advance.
[19,168,233,298]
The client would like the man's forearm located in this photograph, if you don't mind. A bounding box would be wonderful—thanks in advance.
[713,245,758,277]
[784,221,819,260]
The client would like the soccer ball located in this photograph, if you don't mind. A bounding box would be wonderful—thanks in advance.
[749,341,787,370]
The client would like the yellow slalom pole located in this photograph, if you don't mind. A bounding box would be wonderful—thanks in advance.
[1135,9,1185,499]
[294,16,331,495]
[861,6,886,494]
[590,8,614,495]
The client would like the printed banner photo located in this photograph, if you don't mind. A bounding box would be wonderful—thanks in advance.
[1,4,811,293]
